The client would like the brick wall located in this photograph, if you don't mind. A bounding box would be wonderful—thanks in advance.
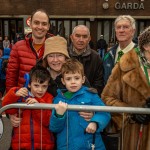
[0,0,149,18]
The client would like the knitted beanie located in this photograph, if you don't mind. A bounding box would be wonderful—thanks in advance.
[138,26,150,52]
[43,36,70,59]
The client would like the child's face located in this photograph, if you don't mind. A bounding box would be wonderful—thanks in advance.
[28,80,49,98]
[61,72,85,93]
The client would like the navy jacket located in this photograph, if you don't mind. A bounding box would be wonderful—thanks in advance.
[103,44,118,85]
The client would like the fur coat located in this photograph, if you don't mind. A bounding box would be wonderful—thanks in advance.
[101,48,150,150]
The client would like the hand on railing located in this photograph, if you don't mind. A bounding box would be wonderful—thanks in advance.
[131,98,150,125]
[55,101,67,117]
[9,114,22,127]
[145,97,150,108]
[26,97,38,104]
[131,114,150,125]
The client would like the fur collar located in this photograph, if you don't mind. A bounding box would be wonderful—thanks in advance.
[119,49,150,99]
[120,49,139,72]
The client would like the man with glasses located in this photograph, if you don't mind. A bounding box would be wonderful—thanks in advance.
[102,15,137,150]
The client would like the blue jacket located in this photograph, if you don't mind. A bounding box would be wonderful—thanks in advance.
[103,43,137,85]
[0,48,11,79]
[103,44,118,85]
[50,86,110,150]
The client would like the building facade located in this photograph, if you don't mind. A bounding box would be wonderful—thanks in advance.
[0,0,149,49]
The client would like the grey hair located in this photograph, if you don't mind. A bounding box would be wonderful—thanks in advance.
[72,25,90,36]
[114,15,136,29]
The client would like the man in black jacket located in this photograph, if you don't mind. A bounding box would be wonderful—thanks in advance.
[68,25,104,96]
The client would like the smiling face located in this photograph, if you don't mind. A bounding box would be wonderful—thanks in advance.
[70,26,91,51]
[47,53,66,72]
[61,72,85,93]
[28,80,49,98]
[115,19,135,45]
[30,11,50,43]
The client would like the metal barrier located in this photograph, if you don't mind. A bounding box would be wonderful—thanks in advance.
[1,103,150,150]
[1,103,150,114]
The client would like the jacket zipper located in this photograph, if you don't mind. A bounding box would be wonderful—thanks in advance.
[30,113,34,150]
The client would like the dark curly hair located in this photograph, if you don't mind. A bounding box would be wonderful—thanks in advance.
[138,26,150,52]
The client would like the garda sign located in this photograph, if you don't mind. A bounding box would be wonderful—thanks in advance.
[102,0,145,10]
[115,1,144,10]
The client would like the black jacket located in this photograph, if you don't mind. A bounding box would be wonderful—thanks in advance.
[68,44,104,96]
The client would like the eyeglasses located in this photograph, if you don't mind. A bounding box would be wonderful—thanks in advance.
[115,25,131,31]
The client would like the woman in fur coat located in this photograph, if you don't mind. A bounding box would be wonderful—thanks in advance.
[101,26,150,150]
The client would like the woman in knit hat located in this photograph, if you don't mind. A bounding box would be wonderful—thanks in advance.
[43,36,93,123]
[42,36,70,96]
[101,26,150,150]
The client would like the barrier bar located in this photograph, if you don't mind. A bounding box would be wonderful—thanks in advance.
[0,103,150,115]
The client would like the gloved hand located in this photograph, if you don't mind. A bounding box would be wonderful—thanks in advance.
[131,114,150,124]
[145,97,150,108]
[131,97,150,124]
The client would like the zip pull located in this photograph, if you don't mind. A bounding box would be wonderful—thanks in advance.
[91,133,95,150]
[91,144,95,150]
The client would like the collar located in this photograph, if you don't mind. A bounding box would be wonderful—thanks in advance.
[120,48,138,72]
[69,44,91,57]
[115,41,135,62]
[119,49,150,98]
[57,86,88,98]
[73,47,86,55]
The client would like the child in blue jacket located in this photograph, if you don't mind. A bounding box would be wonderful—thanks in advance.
[49,58,110,150]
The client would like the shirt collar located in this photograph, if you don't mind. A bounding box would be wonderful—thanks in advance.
[119,41,135,53]
[73,47,86,55]
[115,41,135,62]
